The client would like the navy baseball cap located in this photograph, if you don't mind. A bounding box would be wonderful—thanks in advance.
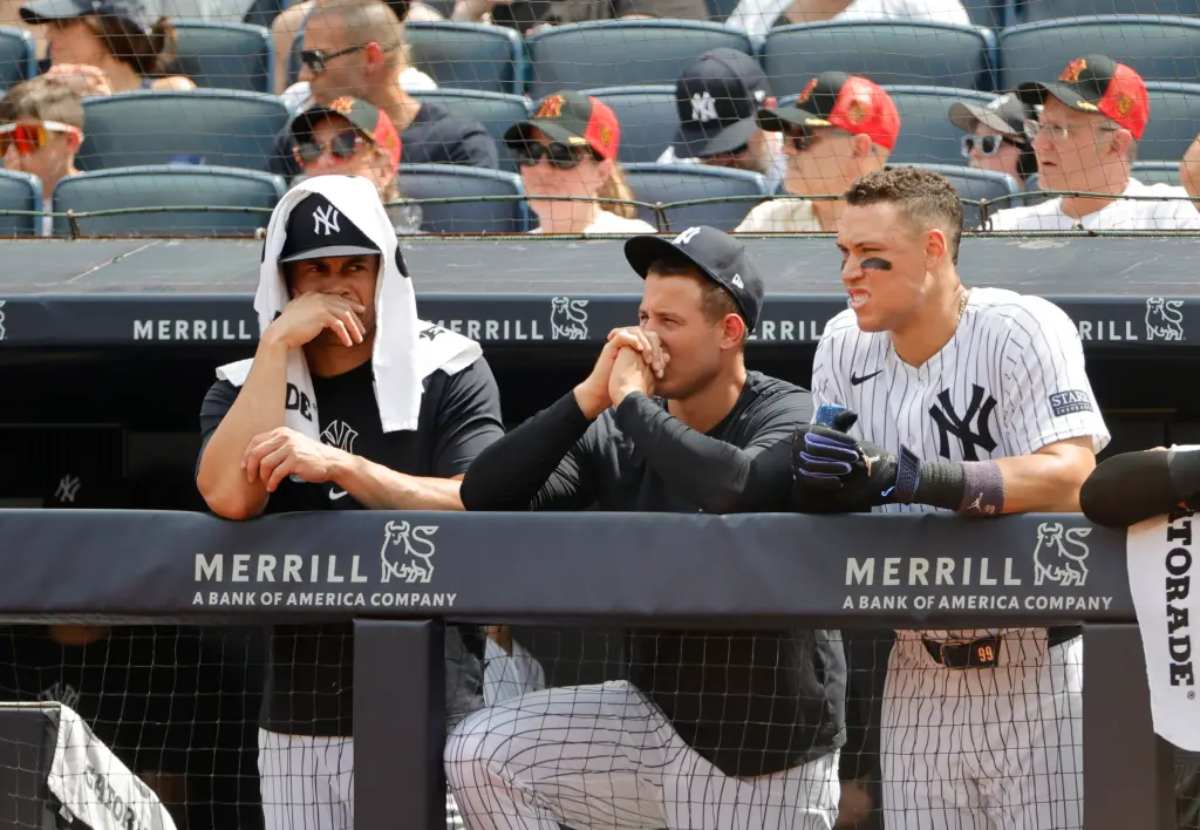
[672,48,771,159]
[624,226,764,331]
[279,192,380,264]
[21,0,156,34]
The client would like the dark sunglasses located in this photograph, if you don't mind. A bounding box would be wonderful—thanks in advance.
[293,129,364,165]
[300,43,384,74]
[784,129,822,153]
[515,141,592,170]
[960,134,1018,157]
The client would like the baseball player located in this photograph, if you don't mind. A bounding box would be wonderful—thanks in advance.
[195,175,504,830]
[792,166,1110,828]
[445,226,847,829]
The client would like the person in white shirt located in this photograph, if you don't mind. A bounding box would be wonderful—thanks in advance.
[736,72,897,233]
[727,0,969,42]
[506,91,656,235]
[990,54,1200,232]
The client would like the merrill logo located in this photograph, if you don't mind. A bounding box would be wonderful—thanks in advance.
[1146,297,1184,341]
[550,296,589,340]
[380,520,438,584]
[1032,521,1091,587]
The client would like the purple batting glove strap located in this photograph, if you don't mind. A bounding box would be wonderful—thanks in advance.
[804,431,859,460]
[797,452,853,477]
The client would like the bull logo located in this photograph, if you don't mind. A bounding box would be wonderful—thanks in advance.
[380,520,438,584]
[550,296,589,340]
[1032,521,1092,587]
[1146,297,1184,341]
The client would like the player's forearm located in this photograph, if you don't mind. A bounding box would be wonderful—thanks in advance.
[196,338,289,519]
[329,453,465,510]
[1082,448,1200,527]
[992,452,1093,513]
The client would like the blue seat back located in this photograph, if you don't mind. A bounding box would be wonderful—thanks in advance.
[624,162,767,231]
[883,86,997,165]
[399,163,528,233]
[585,86,678,165]
[1142,82,1200,162]
[1132,161,1183,187]
[0,169,42,236]
[1015,0,1200,23]
[172,19,274,93]
[405,22,525,95]
[0,26,35,92]
[909,163,1019,227]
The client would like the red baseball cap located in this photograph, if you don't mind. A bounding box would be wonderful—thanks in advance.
[505,91,620,161]
[290,97,403,168]
[1016,54,1149,140]
[757,72,900,151]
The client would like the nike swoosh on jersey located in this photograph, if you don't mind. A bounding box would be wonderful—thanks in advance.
[329,487,350,501]
[850,370,883,386]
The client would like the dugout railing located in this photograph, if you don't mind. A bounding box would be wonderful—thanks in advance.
[0,508,1180,829]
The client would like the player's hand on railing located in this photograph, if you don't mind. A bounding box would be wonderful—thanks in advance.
[241,426,345,492]
[573,327,668,419]
[792,414,920,511]
[262,292,367,351]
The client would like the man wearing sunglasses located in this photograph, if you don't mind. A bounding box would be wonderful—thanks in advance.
[990,54,1200,231]
[948,92,1037,191]
[737,72,898,233]
[273,0,497,177]
[0,75,83,237]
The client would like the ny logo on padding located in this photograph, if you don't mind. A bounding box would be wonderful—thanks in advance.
[691,91,718,123]
[313,204,340,236]
[929,384,997,461]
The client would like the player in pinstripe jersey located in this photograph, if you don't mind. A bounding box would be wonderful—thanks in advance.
[792,167,1110,828]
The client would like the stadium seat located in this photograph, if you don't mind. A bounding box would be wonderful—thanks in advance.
[0,26,36,92]
[1131,161,1183,186]
[962,0,1009,29]
[398,163,529,233]
[584,85,678,165]
[761,22,997,98]
[0,169,42,236]
[410,90,531,172]
[1013,0,1200,23]
[1142,82,1200,163]
[77,90,291,172]
[879,86,996,165]
[51,165,286,237]
[998,16,1200,90]
[623,163,767,232]
[172,20,274,93]
[405,22,525,95]
[910,163,1019,228]
[526,21,753,100]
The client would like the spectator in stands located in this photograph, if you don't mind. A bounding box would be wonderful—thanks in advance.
[274,0,497,174]
[948,92,1037,190]
[736,72,897,232]
[0,76,82,236]
[660,49,785,195]
[196,175,503,830]
[20,0,194,93]
[450,0,707,35]
[727,0,968,41]
[990,55,1200,231]
[289,96,423,233]
[507,91,655,234]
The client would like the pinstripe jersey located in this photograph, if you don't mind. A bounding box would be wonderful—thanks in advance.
[811,286,1111,639]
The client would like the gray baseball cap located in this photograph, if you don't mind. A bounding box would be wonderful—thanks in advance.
[21,0,157,35]
[948,93,1029,138]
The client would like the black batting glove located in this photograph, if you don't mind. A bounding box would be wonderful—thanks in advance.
[792,423,922,510]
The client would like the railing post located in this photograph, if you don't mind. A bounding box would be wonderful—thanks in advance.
[354,619,445,830]
[1084,623,1176,830]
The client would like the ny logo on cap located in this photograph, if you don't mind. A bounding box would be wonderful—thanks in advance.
[691,91,718,123]
[313,204,341,236]
[674,226,702,246]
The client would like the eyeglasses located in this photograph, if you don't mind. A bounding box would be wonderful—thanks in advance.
[1023,118,1118,143]
[293,129,365,165]
[300,43,395,74]
[960,134,1018,157]
[515,141,592,170]
[0,120,80,156]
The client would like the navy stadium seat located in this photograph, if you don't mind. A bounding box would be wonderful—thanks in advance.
[1141,83,1200,163]
[0,169,42,236]
[1132,161,1183,186]
[879,86,996,165]
[585,86,678,165]
[1014,0,1200,23]
[51,165,286,236]
[527,21,753,100]
[761,21,997,98]
[998,16,1200,90]
[0,26,36,92]
[411,90,531,172]
[77,90,291,172]
[405,22,525,95]
[624,162,767,232]
[172,19,274,93]
[963,0,1009,28]
[908,163,1020,228]
[398,163,529,233]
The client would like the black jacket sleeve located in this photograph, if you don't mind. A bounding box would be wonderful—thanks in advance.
[1081,447,1200,527]
[612,392,793,513]
[460,390,595,510]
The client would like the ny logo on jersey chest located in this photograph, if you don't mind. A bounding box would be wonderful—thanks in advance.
[929,384,997,461]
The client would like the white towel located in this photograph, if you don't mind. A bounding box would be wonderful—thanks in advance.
[216,175,481,436]
[40,702,177,830]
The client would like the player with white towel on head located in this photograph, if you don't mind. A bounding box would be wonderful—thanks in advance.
[791,166,1109,828]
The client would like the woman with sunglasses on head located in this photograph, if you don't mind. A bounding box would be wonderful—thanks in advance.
[948,93,1037,190]
[0,75,83,236]
[505,92,654,235]
[21,0,193,94]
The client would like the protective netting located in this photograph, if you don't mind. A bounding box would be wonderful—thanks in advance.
[3,0,1200,236]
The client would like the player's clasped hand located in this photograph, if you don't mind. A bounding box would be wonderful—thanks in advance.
[263,292,368,350]
[241,426,342,492]
[574,327,669,418]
